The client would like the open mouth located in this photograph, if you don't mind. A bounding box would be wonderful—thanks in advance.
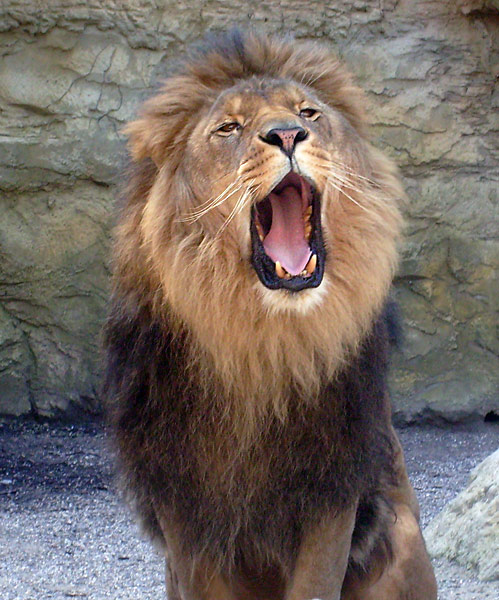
[250,172,325,291]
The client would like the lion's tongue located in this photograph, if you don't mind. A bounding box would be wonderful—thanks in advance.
[263,187,311,276]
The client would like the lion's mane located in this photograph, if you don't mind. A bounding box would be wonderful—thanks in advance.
[104,30,404,574]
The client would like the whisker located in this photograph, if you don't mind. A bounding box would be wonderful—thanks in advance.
[216,181,262,238]
[307,163,369,198]
[326,158,379,187]
[306,161,383,216]
[325,174,384,219]
[188,178,241,215]
[178,180,243,223]
[216,190,250,237]
[326,169,371,197]
[310,162,383,205]
[310,154,379,189]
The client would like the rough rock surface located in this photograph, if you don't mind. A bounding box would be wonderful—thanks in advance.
[0,1,497,418]
[425,447,499,581]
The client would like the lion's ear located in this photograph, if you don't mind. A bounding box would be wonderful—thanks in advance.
[124,76,205,166]
[123,115,167,167]
[123,89,183,166]
[123,98,193,168]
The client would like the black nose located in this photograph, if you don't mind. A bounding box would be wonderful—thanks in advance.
[261,127,308,157]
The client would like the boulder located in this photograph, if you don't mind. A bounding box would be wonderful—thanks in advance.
[425,449,499,581]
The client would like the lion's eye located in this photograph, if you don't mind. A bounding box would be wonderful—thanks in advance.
[299,108,320,120]
[214,122,242,136]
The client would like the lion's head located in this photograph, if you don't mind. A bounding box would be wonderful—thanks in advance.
[115,30,403,416]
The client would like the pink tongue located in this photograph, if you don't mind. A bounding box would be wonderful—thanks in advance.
[263,186,312,276]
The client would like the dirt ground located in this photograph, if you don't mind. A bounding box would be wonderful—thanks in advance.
[0,419,497,600]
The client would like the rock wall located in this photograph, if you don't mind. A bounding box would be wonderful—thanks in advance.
[0,0,497,419]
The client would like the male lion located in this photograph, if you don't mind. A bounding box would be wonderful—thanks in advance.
[104,30,437,600]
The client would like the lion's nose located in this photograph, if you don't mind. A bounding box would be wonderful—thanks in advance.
[260,127,308,157]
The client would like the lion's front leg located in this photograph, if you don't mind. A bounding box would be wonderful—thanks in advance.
[158,516,237,600]
[286,505,358,600]
[341,427,437,600]
[165,555,181,600]
[341,503,437,600]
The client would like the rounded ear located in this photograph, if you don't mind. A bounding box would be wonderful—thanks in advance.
[123,77,207,168]
[123,95,175,167]
[122,118,159,164]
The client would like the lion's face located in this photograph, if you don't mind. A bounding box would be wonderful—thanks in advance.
[185,80,333,292]
[173,77,373,314]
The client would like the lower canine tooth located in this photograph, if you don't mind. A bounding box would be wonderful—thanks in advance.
[275,261,286,278]
[256,222,264,241]
[305,254,317,274]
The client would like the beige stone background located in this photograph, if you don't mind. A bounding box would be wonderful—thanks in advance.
[0,0,497,420]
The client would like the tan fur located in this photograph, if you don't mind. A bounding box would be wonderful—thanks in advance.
[343,505,438,600]
[110,31,437,599]
[287,507,358,600]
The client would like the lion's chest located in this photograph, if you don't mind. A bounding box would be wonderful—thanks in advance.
[160,394,368,511]
[150,394,384,564]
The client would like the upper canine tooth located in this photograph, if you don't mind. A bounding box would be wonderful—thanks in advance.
[275,261,286,278]
[305,254,317,274]
[256,221,264,241]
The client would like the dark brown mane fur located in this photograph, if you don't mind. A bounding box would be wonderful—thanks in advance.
[105,296,396,576]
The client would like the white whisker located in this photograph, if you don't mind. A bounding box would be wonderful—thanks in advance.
[189,179,241,214]
[178,179,243,223]
[308,164,365,195]
[216,190,250,237]
[309,161,384,214]
[216,181,262,238]
[327,169,370,197]
[325,175,384,219]
[306,162,383,217]
[327,158,379,187]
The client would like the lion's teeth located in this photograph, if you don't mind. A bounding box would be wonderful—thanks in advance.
[256,220,264,241]
[304,222,312,240]
[304,205,312,218]
[275,261,286,278]
[305,254,317,274]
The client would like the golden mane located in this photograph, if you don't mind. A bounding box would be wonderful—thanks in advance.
[113,30,404,436]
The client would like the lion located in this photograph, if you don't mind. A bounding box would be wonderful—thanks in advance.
[104,30,438,600]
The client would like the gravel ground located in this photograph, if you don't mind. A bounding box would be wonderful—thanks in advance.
[0,419,497,600]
